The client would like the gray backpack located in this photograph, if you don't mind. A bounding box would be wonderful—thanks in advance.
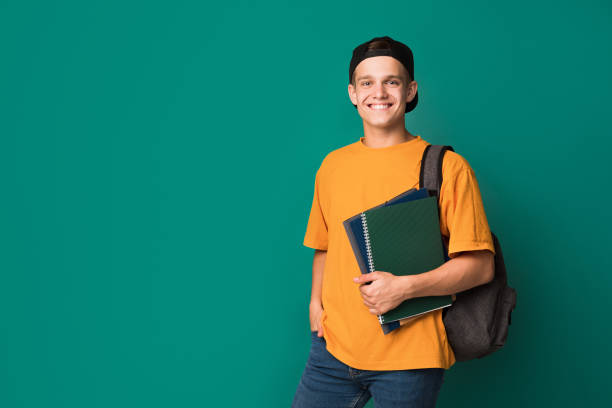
[420,145,517,362]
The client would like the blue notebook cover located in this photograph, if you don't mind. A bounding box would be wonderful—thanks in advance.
[342,187,451,334]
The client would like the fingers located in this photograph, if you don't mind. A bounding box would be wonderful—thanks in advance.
[310,310,323,337]
[362,297,374,308]
[353,271,379,284]
[360,291,374,303]
[318,310,325,337]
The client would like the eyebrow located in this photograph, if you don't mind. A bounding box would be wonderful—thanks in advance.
[356,75,403,81]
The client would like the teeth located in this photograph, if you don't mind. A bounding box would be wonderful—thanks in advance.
[370,104,392,109]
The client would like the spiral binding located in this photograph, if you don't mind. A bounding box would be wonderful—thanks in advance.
[361,212,384,324]
[360,212,375,273]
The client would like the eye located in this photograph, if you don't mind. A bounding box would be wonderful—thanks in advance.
[361,81,370,86]
[387,80,399,85]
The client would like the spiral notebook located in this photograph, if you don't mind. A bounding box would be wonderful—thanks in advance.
[343,188,452,334]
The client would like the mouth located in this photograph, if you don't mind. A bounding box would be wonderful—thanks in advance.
[367,103,394,111]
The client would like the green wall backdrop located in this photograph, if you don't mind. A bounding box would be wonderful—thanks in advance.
[1,1,610,406]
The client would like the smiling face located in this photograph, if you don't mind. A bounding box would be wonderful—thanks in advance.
[348,56,417,128]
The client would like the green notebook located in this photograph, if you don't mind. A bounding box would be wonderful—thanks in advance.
[362,195,453,324]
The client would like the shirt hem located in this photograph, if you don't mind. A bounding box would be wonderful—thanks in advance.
[303,239,328,251]
[448,240,496,258]
[324,341,456,371]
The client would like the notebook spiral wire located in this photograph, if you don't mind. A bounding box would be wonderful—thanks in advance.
[360,213,375,273]
[361,212,383,323]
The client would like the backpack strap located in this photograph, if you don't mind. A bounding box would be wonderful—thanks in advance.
[420,144,455,265]
[419,144,454,197]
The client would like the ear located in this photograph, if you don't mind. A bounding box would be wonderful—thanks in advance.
[406,80,418,104]
[348,83,357,106]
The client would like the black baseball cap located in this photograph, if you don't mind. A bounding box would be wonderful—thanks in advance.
[349,36,418,113]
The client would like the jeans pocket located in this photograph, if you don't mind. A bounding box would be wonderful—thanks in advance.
[310,330,325,346]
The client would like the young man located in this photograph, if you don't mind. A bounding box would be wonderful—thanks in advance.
[291,36,496,408]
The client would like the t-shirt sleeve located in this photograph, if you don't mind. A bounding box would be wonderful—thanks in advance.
[303,168,329,250]
[439,159,496,259]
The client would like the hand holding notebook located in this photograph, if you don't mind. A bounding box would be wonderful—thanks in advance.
[352,270,420,318]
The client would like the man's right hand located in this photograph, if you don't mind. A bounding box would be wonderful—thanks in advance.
[309,302,324,337]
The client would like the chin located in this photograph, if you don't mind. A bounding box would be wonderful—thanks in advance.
[363,113,401,126]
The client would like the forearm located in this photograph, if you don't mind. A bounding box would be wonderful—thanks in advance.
[310,249,327,306]
[401,250,494,299]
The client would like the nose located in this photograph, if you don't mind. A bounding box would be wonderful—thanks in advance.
[374,81,388,99]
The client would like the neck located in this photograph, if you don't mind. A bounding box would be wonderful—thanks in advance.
[361,122,416,148]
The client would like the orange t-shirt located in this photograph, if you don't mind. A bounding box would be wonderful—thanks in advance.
[303,135,496,370]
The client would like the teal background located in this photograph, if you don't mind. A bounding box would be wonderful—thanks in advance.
[1,0,610,406]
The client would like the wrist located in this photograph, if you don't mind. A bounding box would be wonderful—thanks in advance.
[399,275,416,300]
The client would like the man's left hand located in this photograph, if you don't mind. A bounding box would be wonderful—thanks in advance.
[352,271,410,315]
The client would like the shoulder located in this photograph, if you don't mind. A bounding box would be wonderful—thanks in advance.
[315,142,358,176]
[441,149,476,177]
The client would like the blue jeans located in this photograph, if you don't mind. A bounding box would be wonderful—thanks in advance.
[292,331,445,408]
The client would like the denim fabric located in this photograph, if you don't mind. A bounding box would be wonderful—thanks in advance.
[291,331,445,408]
